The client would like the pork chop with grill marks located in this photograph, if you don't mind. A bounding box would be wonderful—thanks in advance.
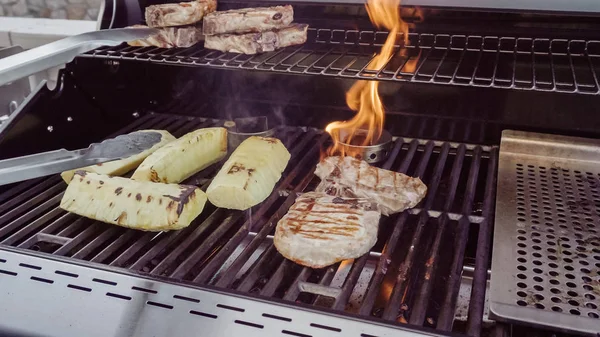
[204,23,308,54]
[315,156,427,216]
[145,0,216,28]
[202,5,294,35]
[274,192,380,268]
[127,24,204,48]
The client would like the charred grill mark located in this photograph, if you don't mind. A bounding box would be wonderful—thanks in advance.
[288,224,360,238]
[136,193,142,201]
[127,193,132,198]
[291,207,363,215]
[109,202,113,207]
[149,169,160,182]
[228,163,256,190]
[147,196,153,203]
[287,217,361,227]
[299,233,333,240]
[228,163,246,174]
[162,186,197,215]
[99,180,104,185]
[115,187,123,196]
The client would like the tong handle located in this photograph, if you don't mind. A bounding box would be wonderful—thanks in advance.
[0,28,157,88]
[0,149,95,185]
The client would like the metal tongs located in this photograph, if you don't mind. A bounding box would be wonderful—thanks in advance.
[0,27,158,87]
[0,131,163,186]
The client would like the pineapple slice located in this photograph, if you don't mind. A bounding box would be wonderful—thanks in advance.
[131,127,227,184]
[207,136,290,210]
[61,130,176,184]
[60,171,207,231]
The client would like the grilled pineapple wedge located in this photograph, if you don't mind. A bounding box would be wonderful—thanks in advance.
[207,136,290,210]
[61,130,176,184]
[131,127,227,184]
[60,171,207,231]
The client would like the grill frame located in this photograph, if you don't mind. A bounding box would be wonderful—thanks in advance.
[0,247,450,337]
[0,113,497,336]
[82,28,600,95]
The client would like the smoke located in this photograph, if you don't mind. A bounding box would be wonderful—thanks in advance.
[209,70,311,128]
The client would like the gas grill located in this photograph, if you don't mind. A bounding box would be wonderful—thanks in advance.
[1,1,599,337]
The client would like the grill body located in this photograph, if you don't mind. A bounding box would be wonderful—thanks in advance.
[1,2,600,337]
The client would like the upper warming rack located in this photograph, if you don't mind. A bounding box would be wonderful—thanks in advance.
[83,28,600,95]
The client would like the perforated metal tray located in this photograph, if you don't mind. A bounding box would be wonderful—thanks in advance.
[490,130,600,335]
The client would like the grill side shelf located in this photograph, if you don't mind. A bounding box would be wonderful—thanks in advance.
[80,29,600,96]
[490,130,600,335]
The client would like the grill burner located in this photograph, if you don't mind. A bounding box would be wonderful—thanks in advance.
[0,113,497,336]
[223,116,275,150]
[336,128,392,163]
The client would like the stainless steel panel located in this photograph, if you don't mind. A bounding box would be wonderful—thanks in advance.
[490,130,600,335]
[0,27,157,87]
[0,247,443,337]
[0,46,30,122]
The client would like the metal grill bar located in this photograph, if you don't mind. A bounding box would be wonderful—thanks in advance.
[0,114,498,337]
[84,29,600,95]
[381,141,439,320]
[466,148,498,337]
[407,143,452,325]
[433,145,468,330]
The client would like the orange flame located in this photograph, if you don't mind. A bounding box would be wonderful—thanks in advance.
[325,0,410,158]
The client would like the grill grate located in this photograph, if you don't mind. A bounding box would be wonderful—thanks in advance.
[0,114,497,336]
[83,28,600,95]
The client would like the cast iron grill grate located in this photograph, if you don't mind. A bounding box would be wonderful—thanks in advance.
[82,28,600,95]
[0,113,497,336]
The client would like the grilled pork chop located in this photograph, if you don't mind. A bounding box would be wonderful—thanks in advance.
[204,23,308,54]
[315,156,427,216]
[145,0,216,28]
[128,25,204,48]
[203,5,294,35]
[274,192,380,268]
